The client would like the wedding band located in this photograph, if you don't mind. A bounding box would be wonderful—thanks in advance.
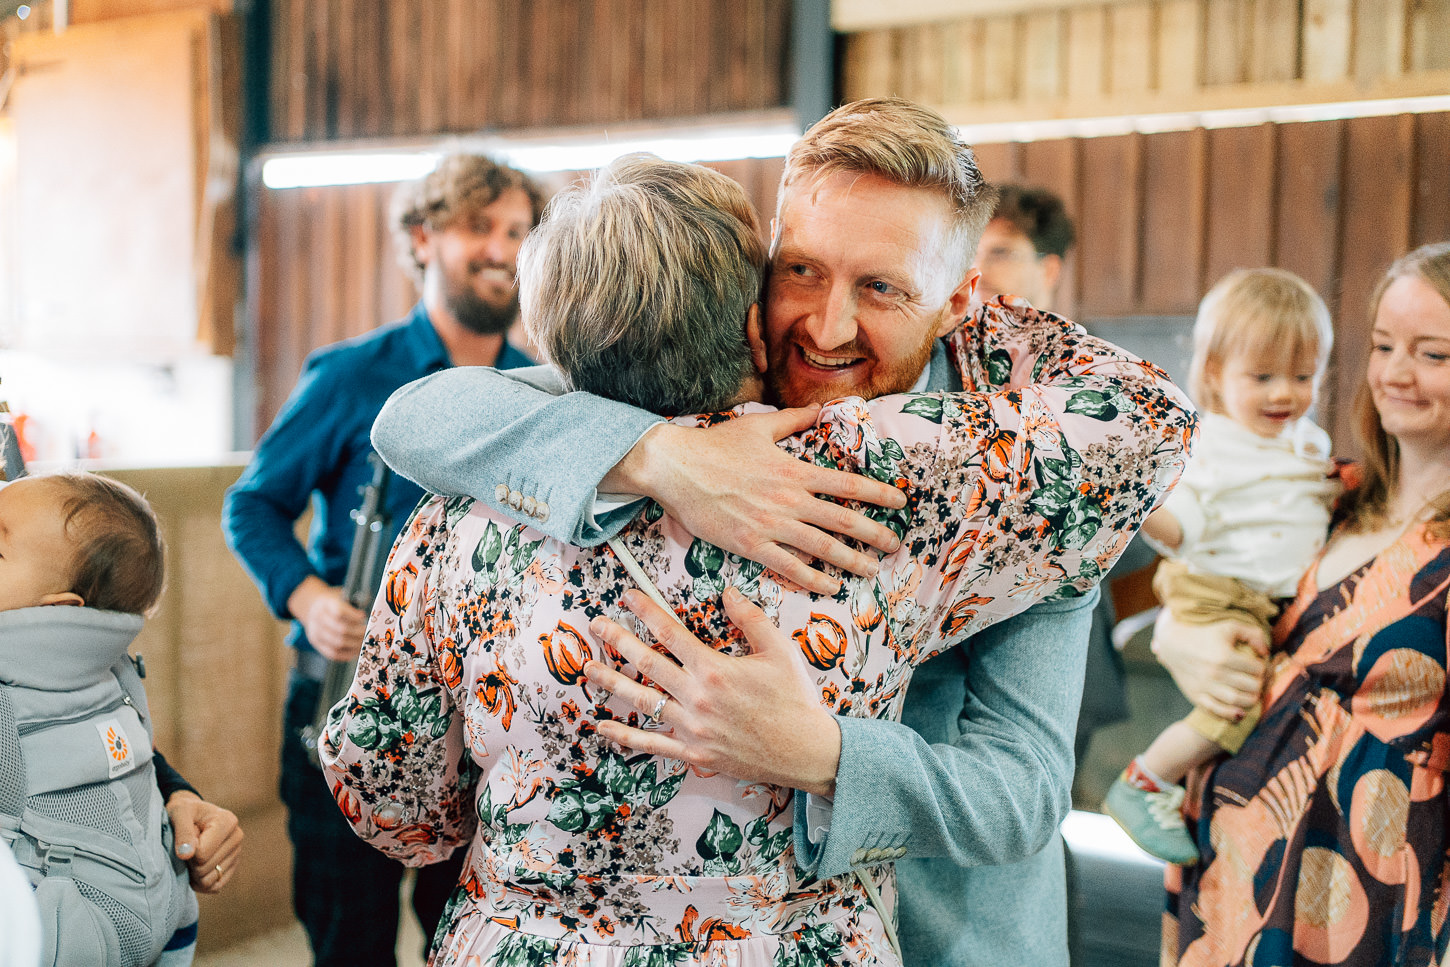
[214,864,223,876]
[646,694,668,726]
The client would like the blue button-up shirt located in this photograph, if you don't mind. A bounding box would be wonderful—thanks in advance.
[222,303,532,654]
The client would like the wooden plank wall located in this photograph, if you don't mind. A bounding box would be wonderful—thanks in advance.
[267,0,792,142]
[971,110,1450,454]
[248,155,786,439]
[842,0,1450,122]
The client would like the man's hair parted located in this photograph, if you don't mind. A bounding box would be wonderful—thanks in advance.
[991,184,1076,258]
[782,97,998,277]
[519,153,766,415]
[391,151,548,283]
[50,472,165,616]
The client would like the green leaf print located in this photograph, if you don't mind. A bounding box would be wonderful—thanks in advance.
[901,395,944,424]
[986,347,1013,386]
[634,760,658,795]
[621,946,695,967]
[697,808,744,860]
[1064,389,1121,420]
[650,771,686,807]
[473,521,503,572]
[595,753,636,796]
[684,538,726,578]
[744,815,770,846]
[344,701,385,750]
[643,500,664,524]
[488,931,560,966]
[774,922,846,967]
[1027,481,1075,519]
[546,789,587,832]
[1059,497,1103,549]
[512,537,544,576]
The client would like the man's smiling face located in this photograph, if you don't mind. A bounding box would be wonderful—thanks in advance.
[763,170,978,407]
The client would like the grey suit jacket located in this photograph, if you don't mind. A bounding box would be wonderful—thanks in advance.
[372,343,1092,965]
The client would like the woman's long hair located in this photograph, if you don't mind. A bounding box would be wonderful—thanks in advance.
[1337,241,1450,539]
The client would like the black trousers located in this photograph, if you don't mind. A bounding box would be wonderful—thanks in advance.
[281,675,466,967]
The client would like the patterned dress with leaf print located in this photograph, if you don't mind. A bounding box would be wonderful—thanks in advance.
[321,298,1197,967]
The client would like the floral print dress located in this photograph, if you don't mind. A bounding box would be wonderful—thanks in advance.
[321,299,1196,967]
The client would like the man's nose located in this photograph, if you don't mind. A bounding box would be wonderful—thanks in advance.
[808,284,858,350]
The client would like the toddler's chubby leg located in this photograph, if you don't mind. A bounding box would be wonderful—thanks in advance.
[1103,719,1219,866]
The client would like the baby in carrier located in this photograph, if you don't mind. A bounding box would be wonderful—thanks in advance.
[0,471,197,967]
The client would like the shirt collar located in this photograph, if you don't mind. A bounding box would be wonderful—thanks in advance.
[401,302,454,372]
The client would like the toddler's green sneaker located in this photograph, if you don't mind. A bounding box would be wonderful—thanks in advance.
[1103,772,1200,866]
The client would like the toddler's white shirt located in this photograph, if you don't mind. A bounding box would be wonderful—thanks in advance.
[1162,412,1339,598]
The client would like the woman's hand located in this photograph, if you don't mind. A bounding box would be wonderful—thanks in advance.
[167,791,244,894]
[582,587,841,796]
[1151,610,1270,720]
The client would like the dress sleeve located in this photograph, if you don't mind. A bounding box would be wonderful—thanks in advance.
[830,298,1195,662]
[318,497,476,866]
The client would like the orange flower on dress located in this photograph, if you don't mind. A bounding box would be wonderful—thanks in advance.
[793,613,848,671]
[475,656,518,731]
[385,562,418,615]
[540,621,592,686]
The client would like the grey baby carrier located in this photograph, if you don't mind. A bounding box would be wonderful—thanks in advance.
[0,606,195,967]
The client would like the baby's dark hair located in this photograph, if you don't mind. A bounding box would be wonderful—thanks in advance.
[50,472,166,615]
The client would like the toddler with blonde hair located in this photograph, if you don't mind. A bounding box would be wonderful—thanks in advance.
[1104,268,1341,865]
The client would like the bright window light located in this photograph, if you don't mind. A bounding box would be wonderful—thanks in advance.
[957,93,1450,144]
[260,123,801,190]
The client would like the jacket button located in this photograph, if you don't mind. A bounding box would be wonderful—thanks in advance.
[508,490,524,510]
[535,500,550,524]
[494,483,509,504]
[522,496,537,518]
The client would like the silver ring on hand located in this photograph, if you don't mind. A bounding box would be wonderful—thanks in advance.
[645,693,668,727]
[214,864,223,877]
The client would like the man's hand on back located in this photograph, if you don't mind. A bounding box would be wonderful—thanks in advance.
[605,407,907,596]
[583,587,841,797]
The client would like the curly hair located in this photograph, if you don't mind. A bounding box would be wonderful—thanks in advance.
[390,152,548,284]
[991,184,1076,258]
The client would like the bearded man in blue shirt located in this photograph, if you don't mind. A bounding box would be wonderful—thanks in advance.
[223,153,544,967]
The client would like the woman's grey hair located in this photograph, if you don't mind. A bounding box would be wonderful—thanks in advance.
[518,153,767,415]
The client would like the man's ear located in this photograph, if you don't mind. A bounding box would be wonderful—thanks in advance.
[1039,253,1064,305]
[409,223,433,267]
[936,267,981,338]
[39,591,84,607]
[745,304,768,374]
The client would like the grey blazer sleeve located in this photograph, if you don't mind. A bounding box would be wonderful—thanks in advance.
[792,592,1095,879]
[370,365,664,546]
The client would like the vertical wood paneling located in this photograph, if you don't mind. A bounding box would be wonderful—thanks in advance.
[1076,134,1142,316]
[1203,124,1277,284]
[1157,0,1203,92]
[1273,120,1344,308]
[1303,0,1354,80]
[1332,113,1415,451]
[1409,0,1450,70]
[1251,0,1302,81]
[1109,1,1155,95]
[1140,128,1207,314]
[1354,0,1407,82]
[1411,112,1450,247]
[1065,7,1108,101]
[1202,0,1252,84]
[1019,138,1081,319]
[905,23,947,105]
[1021,11,1065,101]
[942,20,984,103]
[980,15,1021,102]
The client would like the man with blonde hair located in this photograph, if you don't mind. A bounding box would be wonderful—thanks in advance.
[223,152,544,966]
[374,100,1191,964]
